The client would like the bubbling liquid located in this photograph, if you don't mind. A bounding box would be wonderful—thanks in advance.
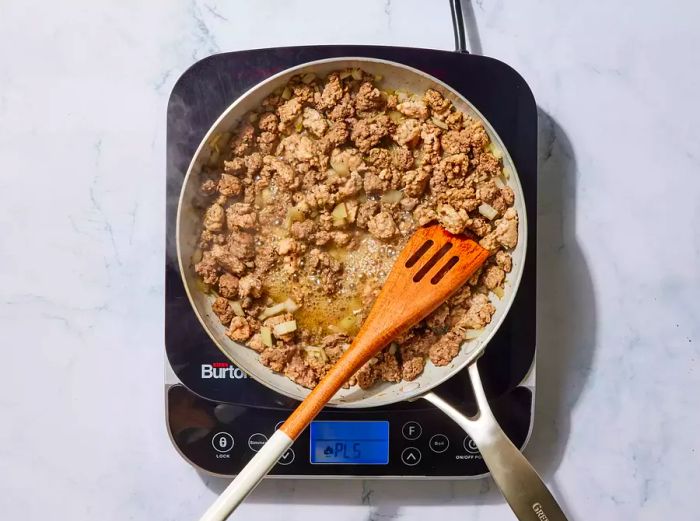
[263,233,405,342]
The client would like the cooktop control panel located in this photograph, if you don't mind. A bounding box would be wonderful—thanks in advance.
[166,384,532,477]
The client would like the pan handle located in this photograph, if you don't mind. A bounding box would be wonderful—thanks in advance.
[198,429,293,521]
[422,362,569,521]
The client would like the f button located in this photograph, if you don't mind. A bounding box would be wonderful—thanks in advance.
[402,421,422,440]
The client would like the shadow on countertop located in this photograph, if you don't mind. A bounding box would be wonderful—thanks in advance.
[523,108,596,517]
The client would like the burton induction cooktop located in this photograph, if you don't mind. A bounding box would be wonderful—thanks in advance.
[165,45,537,478]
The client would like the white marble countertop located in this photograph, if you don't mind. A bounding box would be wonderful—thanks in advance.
[1,1,699,519]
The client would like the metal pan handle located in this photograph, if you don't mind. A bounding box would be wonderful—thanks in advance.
[423,362,569,521]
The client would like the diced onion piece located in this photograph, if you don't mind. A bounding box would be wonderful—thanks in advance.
[231,301,245,317]
[283,298,299,313]
[464,329,482,340]
[489,143,503,159]
[285,206,305,228]
[208,148,220,166]
[281,87,292,100]
[339,70,352,79]
[331,202,348,220]
[351,68,363,80]
[294,115,303,133]
[396,91,409,102]
[289,205,305,221]
[303,345,328,363]
[261,188,273,204]
[388,111,404,123]
[332,218,347,228]
[192,249,203,264]
[254,191,265,209]
[328,247,346,261]
[494,176,506,189]
[338,314,358,333]
[493,286,504,299]
[373,74,383,82]
[260,327,273,347]
[331,163,348,177]
[219,132,231,148]
[208,133,222,149]
[196,279,211,294]
[271,226,289,239]
[346,202,358,223]
[388,342,397,355]
[258,302,287,320]
[381,189,403,203]
[431,117,449,130]
[301,73,316,84]
[502,167,512,179]
[273,320,297,337]
[330,153,350,176]
[478,203,498,220]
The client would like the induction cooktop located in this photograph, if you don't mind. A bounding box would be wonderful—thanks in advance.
[165,44,537,478]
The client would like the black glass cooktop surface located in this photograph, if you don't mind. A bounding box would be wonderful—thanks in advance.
[165,45,537,477]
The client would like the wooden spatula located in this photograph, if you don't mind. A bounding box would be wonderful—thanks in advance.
[200,225,489,521]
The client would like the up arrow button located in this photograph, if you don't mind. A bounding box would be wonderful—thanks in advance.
[401,447,422,466]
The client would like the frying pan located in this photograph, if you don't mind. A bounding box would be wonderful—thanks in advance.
[177,58,568,521]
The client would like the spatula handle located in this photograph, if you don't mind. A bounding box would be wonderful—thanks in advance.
[199,429,293,521]
[423,363,569,521]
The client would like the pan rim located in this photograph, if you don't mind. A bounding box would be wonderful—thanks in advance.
[175,56,528,408]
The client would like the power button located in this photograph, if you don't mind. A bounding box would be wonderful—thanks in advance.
[463,436,479,455]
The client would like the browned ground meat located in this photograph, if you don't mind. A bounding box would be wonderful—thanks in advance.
[429,330,462,366]
[351,115,393,152]
[212,297,234,326]
[218,273,239,298]
[367,211,397,240]
[227,316,252,341]
[193,68,518,389]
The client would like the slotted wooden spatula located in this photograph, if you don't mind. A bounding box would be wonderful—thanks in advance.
[200,225,489,521]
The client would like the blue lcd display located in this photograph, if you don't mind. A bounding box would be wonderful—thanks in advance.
[310,421,389,464]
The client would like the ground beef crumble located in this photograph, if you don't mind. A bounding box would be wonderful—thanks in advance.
[192,68,518,389]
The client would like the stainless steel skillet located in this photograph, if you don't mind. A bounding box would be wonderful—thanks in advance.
[176,57,568,521]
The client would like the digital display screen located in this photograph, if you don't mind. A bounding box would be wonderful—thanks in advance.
[310,421,389,465]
